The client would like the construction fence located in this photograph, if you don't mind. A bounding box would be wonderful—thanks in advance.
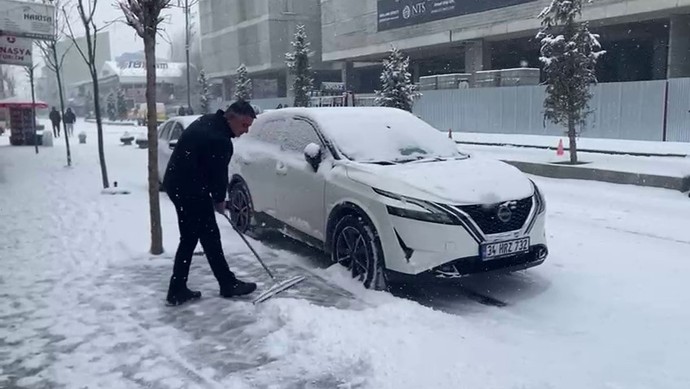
[247,78,690,142]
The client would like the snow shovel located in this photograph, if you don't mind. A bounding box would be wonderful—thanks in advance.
[221,212,306,304]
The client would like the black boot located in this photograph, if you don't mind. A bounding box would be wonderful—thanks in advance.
[166,279,202,306]
[220,278,257,298]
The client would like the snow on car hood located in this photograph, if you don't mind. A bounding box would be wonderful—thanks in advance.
[346,156,534,205]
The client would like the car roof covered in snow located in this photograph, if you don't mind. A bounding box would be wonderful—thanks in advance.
[258,106,411,124]
[255,107,459,163]
[171,115,203,128]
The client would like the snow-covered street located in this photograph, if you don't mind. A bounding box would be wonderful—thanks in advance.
[1,121,689,389]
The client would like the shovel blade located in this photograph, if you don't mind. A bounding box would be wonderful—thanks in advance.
[253,275,306,304]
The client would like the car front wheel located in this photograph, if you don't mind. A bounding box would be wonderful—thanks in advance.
[227,181,253,233]
[331,214,388,291]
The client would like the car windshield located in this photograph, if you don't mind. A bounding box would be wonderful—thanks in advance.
[317,109,465,163]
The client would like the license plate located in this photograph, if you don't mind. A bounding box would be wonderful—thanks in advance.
[481,237,530,261]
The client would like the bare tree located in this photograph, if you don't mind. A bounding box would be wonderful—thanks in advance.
[25,64,39,154]
[5,74,16,97]
[63,0,110,188]
[36,0,73,167]
[0,66,6,98]
[119,0,172,256]
[0,65,15,98]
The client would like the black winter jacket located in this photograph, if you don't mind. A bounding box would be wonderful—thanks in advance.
[63,111,76,124]
[163,110,235,202]
[49,110,61,124]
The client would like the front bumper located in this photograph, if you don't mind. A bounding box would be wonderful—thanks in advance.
[387,245,548,283]
[376,198,548,276]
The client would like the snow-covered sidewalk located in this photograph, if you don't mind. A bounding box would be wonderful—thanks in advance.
[460,143,690,178]
[2,120,690,388]
[453,131,690,156]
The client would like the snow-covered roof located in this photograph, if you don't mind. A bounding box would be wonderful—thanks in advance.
[100,61,186,84]
[174,115,203,128]
[262,107,460,162]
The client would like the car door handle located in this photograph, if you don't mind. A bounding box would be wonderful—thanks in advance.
[276,162,287,175]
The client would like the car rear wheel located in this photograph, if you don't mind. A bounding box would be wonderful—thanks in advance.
[227,181,253,233]
[331,214,388,291]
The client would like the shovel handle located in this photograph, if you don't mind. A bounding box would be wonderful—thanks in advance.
[221,212,275,280]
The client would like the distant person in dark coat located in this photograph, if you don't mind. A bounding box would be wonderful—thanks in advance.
[178,106,187,116]
[162,100,257,306]
[49,107,61,138]
[63,108,76,137]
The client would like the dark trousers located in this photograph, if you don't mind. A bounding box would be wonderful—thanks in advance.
[52,123,60,137]
[169,194,235,289]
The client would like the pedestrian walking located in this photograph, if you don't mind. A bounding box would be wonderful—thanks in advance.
[49,107,61,138]
[63,108,76,137]
[163,100,258,306]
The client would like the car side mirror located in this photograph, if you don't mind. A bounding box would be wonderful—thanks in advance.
[169,139,177,150]
[304,143,322,172]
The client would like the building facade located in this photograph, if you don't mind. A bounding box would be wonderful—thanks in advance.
[200,0,690,97]
[199,0,341,100]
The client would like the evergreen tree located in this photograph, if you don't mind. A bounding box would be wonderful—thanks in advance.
[234,64,252,102]
[198,68,210,114]
[285,24,314,107]
[106,92,116,121]
[375,47,420,112]
[537,0,605,163]
[116,88,128,120]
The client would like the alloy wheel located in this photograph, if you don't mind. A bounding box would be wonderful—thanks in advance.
[228,186,251,232]
[335,226,370,281]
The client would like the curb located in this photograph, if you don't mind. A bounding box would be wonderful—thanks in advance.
[85,119,137,126]
[456,140,689,158]
[504,160,690,192]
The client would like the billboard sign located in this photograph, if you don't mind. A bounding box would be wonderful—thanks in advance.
[0,0,55,40]
[0,34,32,66]
[377,0,536,31]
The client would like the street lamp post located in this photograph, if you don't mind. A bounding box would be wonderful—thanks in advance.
[184,0,191,110]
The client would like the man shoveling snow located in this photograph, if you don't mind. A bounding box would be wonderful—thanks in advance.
[163,101,258,306]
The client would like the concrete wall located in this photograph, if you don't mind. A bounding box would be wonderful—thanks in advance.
[200,0,323,80]
[668,15,690,78]
[321,0,690,62]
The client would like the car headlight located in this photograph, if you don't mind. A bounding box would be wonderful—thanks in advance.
[531,180,546,214]
[373,188,457,225]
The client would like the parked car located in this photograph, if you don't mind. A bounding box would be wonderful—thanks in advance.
[156,115,202,186]
[135,102,168,126]
[227,107,548,290]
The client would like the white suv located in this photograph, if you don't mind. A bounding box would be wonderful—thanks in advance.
[228,107,547,290]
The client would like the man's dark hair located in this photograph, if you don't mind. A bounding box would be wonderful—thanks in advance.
[226,100,256,119]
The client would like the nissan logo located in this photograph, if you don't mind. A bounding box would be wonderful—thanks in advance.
[497,204,512,223]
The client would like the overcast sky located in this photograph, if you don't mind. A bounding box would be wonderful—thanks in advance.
[63,0,197,59]
[13,1,198,97]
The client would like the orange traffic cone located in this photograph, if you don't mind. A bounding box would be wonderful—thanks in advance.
[556,139,564,157]
[448,128,453,139]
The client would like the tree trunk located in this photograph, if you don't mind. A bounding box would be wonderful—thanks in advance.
[91,68,110,189]
[52,44,71,167]
[144,32,164,256]
[568,116,578,164]
[28,67,38,155]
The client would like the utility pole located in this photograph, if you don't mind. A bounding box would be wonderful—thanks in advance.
[184,0,191,110]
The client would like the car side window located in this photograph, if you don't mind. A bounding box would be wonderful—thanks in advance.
[250,118,287,145]
[169,123,184,141]
[159,121,173,140]
[279,118,323,153]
